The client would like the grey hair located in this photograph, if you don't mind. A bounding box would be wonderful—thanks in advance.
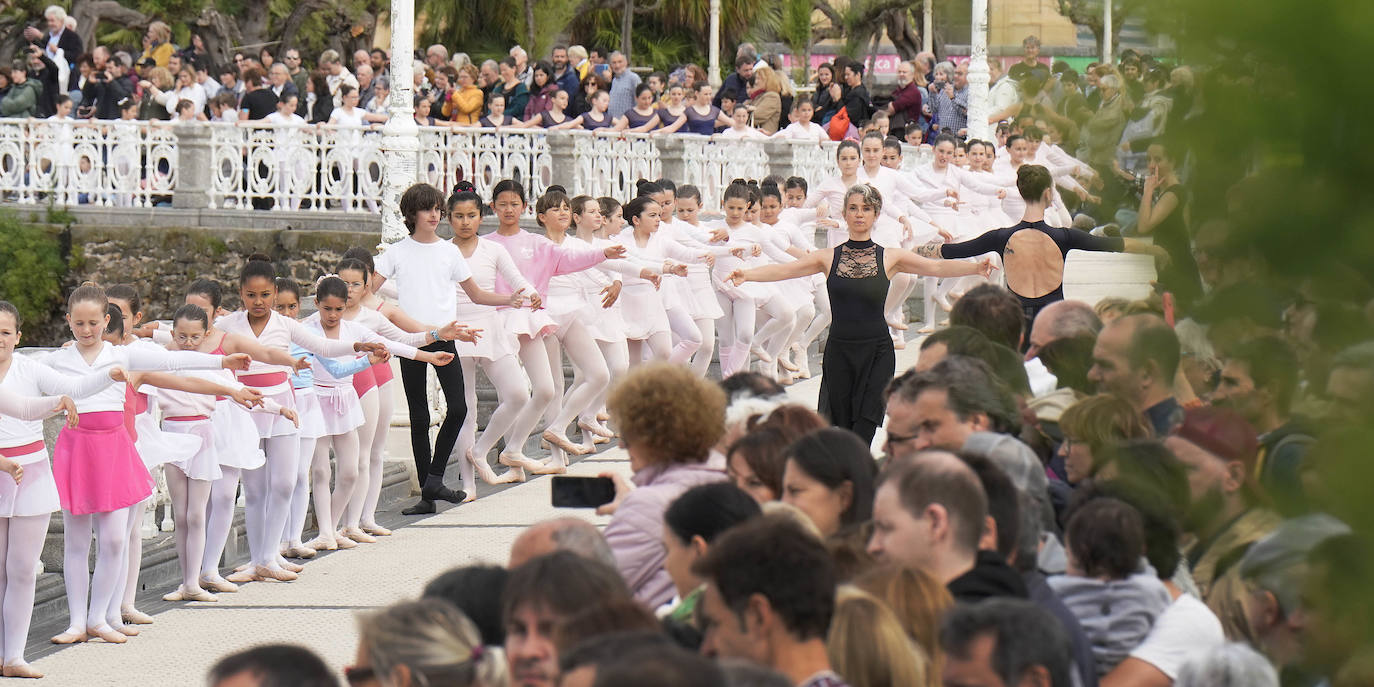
[547,518,617,569]
[427,44,449,59]
[44,5,66,21]
[319,49,341,65]
[934,61,956,78]
[844,183,883,215]
[1038,300,1102,341]
[609,50,626,60]
[1240,513,1351,614]
[359,600,508,687]
[1175,643,1278,687]
[481,59,498,71]
[373,75,390,91]
[1099,73,1122,90]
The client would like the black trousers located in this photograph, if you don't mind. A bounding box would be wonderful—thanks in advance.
[818,335,896,445]
[398,340,465,490]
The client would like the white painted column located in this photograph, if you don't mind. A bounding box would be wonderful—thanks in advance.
[379,0,419,244]
[709,0,722,87]
[923,0,933,54]
[965,0,991,141]
[1103,0,1114,64]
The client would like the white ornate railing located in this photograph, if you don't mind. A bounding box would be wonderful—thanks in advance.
[0,118,176,207]
[681,137,770,211]
[209,122,386,212]
[570,131,661,201]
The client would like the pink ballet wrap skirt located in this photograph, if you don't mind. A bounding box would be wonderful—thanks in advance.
[314,384,364,437]
[619,282,671,340]
[351,364,378,397]
[0,445,59,517]
[371,360,394,386]
[293,386,329,440]
[53,411,153,515]
[160,419,222,481]
[244,386,299,439]
[456,308,519,361]
[685,268,725,320]
[212,399,267,470]
[135,411,202,469]
[502,306,558,340]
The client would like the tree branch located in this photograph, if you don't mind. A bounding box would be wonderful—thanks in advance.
[70,0,153,50]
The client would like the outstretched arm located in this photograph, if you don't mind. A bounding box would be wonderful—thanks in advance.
[728,251,827,285]
[890,248,995,279]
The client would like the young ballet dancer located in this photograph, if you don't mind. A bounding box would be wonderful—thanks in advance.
[371,183,522,516]
[482,181,626,475]
[45,284,249,645]
[613,193,699,365]
[670,185,730,377]
[304,276,453,550]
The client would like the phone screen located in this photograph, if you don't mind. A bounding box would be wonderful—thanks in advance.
[551,476,616,508]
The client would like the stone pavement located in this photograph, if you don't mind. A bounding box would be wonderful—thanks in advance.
[26,339,923,687]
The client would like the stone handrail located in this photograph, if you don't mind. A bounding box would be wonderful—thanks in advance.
[0,118,934,216]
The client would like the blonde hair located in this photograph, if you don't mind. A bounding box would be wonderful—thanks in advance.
[828,586,929,687]
[753,65,782,94]
[852,565,951,686]
[358,601,507,687]
[147,21,171,43]
[147,66,174,90]
[760,501,823,539]
[568,45,588,62]
[1058,394,1153,470]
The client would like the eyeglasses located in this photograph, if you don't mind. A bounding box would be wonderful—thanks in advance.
[173,333,205,344]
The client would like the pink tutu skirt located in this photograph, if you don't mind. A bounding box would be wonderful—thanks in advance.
[455,309,519,361]
[620,282,671,340]
[293,387,329,440]
[161,418,222,481]
[53,411,153,515]
[0,444,59,517]
[212,400,267,470]
[314,384,364,437]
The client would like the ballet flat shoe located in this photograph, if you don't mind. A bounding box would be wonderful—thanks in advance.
[50,631,86,645]
[113,624,139,637]
[87,626,128,644]
[200,576,240,593]
[162,588,185,602]
[542,429,591,456]
[342,527,377,544]
[596,411,610,422]
[278,559,305,573]
[361,524,393,536]
[578,421,615,439]
[225,569,261,584]
[182,588,219,603]
[333,535,358,550]
[305,535,338,552]
[122,608,154,625]
[3,662,44,678]
[257,565,299,582]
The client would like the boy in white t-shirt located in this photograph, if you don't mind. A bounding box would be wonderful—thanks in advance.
[371,182,525,515]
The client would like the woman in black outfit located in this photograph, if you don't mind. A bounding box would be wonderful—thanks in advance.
[1136,140,1201,309]
[728,183,993,443]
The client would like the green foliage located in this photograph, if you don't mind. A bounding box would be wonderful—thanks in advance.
[0,211,67,336]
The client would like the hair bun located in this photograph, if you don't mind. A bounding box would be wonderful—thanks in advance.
[245,253,273,264]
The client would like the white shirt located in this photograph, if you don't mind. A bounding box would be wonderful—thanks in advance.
[217,310,359,386]
[40,342,222,414]
[988,75,1020,118]
[374,236,474,325]
[1127,593,1225,680]
[773,121,826,141]
[453,239,533,320]
[0,354,115,453]
[718,126,767,140]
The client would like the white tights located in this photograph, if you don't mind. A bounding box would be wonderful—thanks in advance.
[341,389,381,530]
[503,335,559,460]
[202,467,240,577]
[359,379,394,529]
[285,436,316,547]
[885,274,919,332]
[666,306,703,365]
[164,466,211,593]
[689,318,717,377]
[626,332,672,367]
[118,499,147,614]
[545,320,611,439]
[797,288,832,353]
[715,291,756,377]
[241,434,299,569]
[62,506,130,633]
[0,514,48,664]
[456,355,531,493]
[313,430,360,540]
[753,294,798,361]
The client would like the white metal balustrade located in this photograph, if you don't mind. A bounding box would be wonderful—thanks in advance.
[0,119,177,207]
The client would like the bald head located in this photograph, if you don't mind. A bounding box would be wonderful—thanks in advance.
[508,518,615,569]
[1027,300,1102,361]
[888,450,988,553]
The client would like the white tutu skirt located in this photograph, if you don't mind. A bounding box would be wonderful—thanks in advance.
[212,400,267,470]
[245,386,300,438]
[0,447,59,517]
[579,289,627,343]
[774,276,816,311]
[135,412,202,469]
[314,384,364,437]
[620,282,671,340]
[455,308,520,361]
[161,419,222,481]
[684,268,725,320]
[293,387,329,440]
[872,216,904,249]
[502,306,558,340]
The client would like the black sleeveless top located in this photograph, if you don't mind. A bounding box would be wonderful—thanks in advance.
[827,240,889,341]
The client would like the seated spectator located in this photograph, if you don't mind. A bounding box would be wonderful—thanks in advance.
[780,428,875,540]
[504,552,632,687]
[882,357,1022,464]
[1038,334,1097,398]
[941,599,1073,687]
[748,65,783,134]
[354,600,506,687]
[1174,643,1279,687]
[208,644,338,687]
[557,631,676,687]
[948,453,1032,602]
[852,565,951,683]
[914,325,1032,398]
[828,586,929,687]
[602,362,727,608]
[449,64,484,125]
[423,565,510,647]
[1058,393,1153,484]
[508,517,616,569]
[694,516,845,687]
[552,599,661,656]
[726,426,794,503]
[718,659,793,687]
[591,642,727,687]
[1010,491,1099,686]
[718,104,767,139]
[1050,498,1171,676]
[1089,314,1183,436]
[662,483,762,625]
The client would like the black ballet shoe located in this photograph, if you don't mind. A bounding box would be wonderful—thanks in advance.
[422,485,468,504]
[401,498,436,515]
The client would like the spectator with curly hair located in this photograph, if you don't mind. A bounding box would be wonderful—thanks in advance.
[601,362,728,608]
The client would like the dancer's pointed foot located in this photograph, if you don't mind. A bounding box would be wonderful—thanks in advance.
[361,524,393,536]
[50,630,86,645]
[542,429,590,456]
[3,661,44,678]
[791,344,812,379]
[225,568,261,584]
[578,420,615,439]
[887,318,910,331]
[935,294,954,312]
[528,457,568,475]
[401,498,435,515]
[750,345,775,364]
[121,607,154,625]
[469,449,519,485]
[87,625,127,644]
[200,575,239,593]
[341,527,377,544]
[916,324,938,334]
[422,483,468,504]
[257,565,298,582]
[593,434,610,445]
[500,453,546,474]
[893,335,907,350]
[596,411,610,422]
